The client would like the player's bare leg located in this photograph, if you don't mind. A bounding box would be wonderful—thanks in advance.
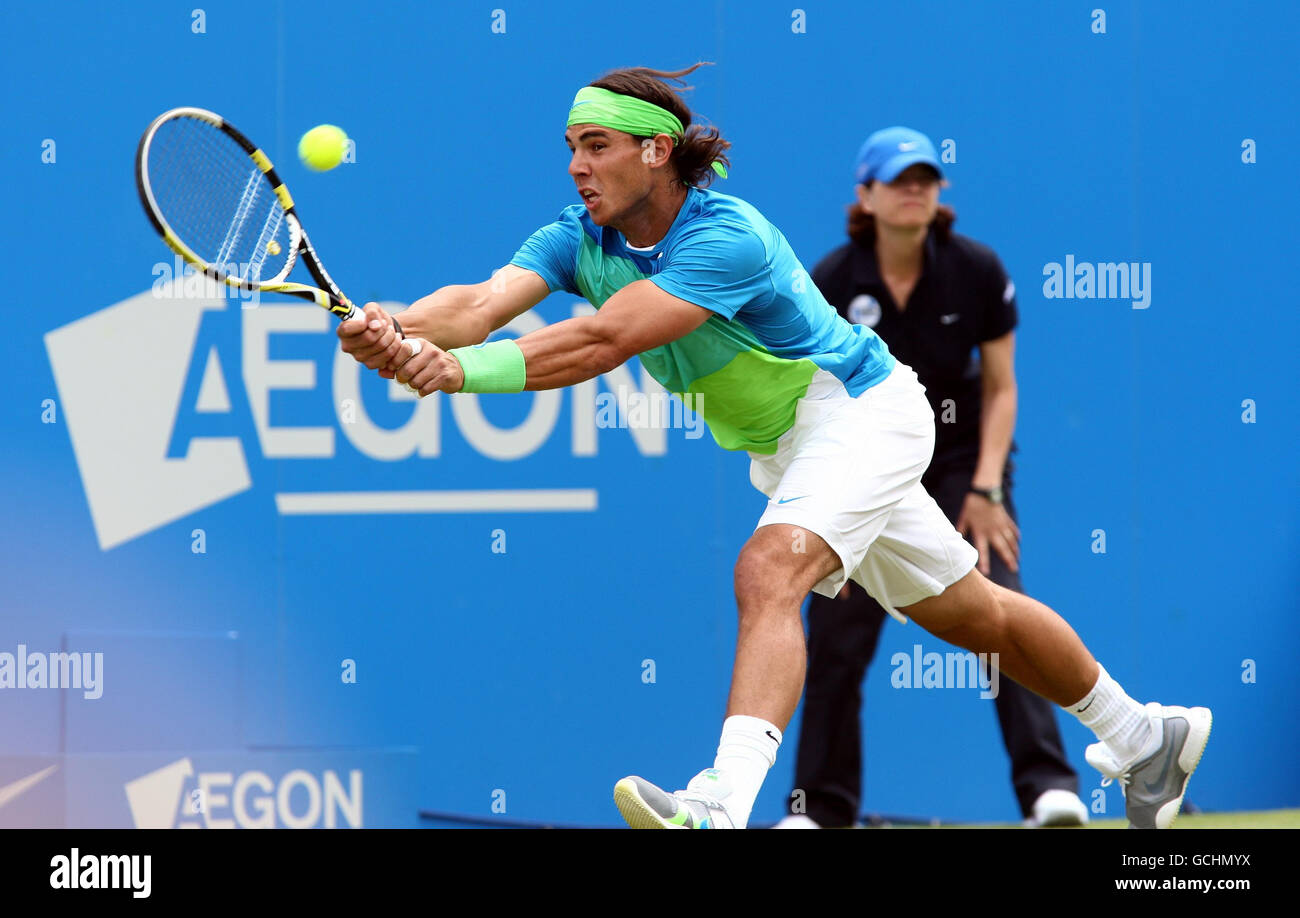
[614,524,840,829]
[727,524,842,727]
[900,571,1212,828]
[899,569,1097,705]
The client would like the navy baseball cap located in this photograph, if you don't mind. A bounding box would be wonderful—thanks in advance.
[854,127,943,185]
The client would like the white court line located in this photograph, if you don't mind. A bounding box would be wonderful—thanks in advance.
[275,489,599,515]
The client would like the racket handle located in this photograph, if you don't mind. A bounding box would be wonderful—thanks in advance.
[343,303,403,338]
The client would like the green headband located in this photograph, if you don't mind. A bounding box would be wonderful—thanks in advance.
[567,86,727,179]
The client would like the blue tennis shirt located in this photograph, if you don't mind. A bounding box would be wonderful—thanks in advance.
[511,186,895,453]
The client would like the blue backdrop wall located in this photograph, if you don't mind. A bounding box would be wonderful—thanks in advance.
[1,0,1296,827]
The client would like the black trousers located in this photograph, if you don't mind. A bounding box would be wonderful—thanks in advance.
[789,460,1079,825]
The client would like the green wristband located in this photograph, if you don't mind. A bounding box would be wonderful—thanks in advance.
[449,339,526,394]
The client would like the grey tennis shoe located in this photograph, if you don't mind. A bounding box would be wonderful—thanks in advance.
[1086,703,1213,829]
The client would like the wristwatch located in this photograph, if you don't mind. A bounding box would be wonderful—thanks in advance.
[969,485,1004,505]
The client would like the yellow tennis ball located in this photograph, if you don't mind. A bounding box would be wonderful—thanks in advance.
[298,124,348,172]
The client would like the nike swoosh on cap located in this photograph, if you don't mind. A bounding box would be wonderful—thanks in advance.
[0,765,59,810]
[898,141,919,151]
[776,496,809,504]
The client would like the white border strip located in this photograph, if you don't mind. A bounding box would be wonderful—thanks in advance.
[275,489,598,515]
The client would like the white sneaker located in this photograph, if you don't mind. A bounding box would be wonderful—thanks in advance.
[1024,789,1088,827]
[613,769,738,829]
[771,814,820,829]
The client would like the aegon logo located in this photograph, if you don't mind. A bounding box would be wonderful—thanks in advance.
[124,757,363,829]
[45,279,687,549]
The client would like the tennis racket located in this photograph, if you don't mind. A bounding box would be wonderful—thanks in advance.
[135,106,400,335]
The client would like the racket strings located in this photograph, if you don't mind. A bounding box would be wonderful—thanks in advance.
[245,200,287,280]
[213,168,264,273]
[147,116,293,283]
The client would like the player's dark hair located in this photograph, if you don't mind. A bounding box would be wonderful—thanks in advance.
[848,199,956,245]
[589,63,731,188]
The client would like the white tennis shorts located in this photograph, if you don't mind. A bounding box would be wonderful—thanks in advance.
[748,362,978,622]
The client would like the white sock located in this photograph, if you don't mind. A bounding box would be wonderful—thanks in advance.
[1067,664,1153,763]
[702,715,780,828]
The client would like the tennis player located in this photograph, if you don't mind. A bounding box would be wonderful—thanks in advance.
[338,64,1211,830]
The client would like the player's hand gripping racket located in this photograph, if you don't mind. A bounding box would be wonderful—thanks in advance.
[135,106,401,336]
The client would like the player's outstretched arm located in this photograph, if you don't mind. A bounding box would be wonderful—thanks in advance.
[336,265,550,377]
[518,280,711,390]
[397,265,551,349]
[390,279,712,397]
